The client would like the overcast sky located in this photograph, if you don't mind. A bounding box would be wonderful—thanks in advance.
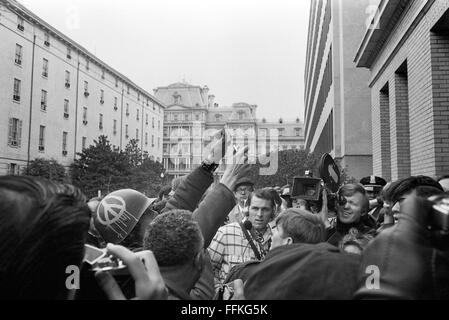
[20,0,310,121]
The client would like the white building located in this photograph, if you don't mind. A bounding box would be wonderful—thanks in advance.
[0,0,165,175]
[154,82,304,179]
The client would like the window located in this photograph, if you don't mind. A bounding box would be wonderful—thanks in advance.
[127,85,130,94]
[278,128,285,137]
[39,126,45,151]
[42,59,49,77]
[101,69,105,79]
[100,90,104,104]
[41,90,47,111]
[44,33,50,46]
[84,81,89,96]
[158,120,160,130]
[146,114,149,125]
[115,77,118,88]
[65,71,70,87]
[295,128,301,136]
[126,104,129,116]
[125,125,129,138]
[86,58,89,70]
[259,128,268,137]
[163,144,169,154]
[99,114,103,130]
[174,114,178,121]
[145,133,148,145]
[163,127,168,137]
[138,93,140,101]
[195,114,200,121]
[114,97,118,110]
[136,129,139,141]
[83,107,87,124]
[15,44,22,65]
[164,114,168,122]
[283,145,288,151]
[152,135,154,147]
[8,118,22,147]
[153,103,155,111]
[238,111,245,120]
[9,163,17,176]
[158,137,160,149]
[137,109,140,121]
[152,117,155,128]
[67,47,71,59]
[17,16,24,31]
[13,78,21,102]
[62,132,68,154]
[64,99,69,118]
[113,120,117,134]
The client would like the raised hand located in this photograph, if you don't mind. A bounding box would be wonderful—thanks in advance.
[220,146,251,192]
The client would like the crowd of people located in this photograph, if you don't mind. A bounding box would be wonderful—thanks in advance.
[1,135,449,300]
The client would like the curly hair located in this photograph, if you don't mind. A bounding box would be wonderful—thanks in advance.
[143,210,203,267]
[339,228,374,253]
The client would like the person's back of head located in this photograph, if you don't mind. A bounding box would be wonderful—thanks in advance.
[143,210,203,268]
[0,176,90,299]
[276,209,325,244]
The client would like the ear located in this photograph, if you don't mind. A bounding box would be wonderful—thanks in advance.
[285,237,293,245]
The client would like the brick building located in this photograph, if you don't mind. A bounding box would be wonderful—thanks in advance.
[355,0,449,180]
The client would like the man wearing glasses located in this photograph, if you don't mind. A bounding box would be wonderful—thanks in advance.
[227,177,254,224]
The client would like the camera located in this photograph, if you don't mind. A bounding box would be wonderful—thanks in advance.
[291,153,345,212]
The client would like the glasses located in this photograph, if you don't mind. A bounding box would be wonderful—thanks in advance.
[236,187,251,193]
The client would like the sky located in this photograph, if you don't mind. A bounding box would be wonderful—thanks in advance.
[19,0,310,122]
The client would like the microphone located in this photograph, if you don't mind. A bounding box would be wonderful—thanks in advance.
[243,219,252,230]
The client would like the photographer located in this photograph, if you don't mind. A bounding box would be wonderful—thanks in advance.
[322,184,375,249]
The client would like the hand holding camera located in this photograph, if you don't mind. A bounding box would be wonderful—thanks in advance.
[94,244,168,300]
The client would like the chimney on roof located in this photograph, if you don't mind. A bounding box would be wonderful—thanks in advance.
[208,95,215,109]
[202,86,209,107]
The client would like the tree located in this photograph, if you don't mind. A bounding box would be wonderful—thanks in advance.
[70,135,166,198]
[23,158,67,182]
[130,154,165,198]
[70,135,131,198]
[248,149,322,188]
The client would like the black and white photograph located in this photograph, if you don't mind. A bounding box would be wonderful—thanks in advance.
[1,0,449,306]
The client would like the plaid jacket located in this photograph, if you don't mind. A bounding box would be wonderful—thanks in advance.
[207,222,271,288]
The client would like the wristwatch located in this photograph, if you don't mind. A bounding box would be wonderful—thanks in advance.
[201,158,219,173]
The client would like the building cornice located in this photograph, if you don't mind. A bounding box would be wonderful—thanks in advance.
[354,0,410,68]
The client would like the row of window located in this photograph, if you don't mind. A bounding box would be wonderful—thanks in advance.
[7,117,161,152]
[12,78,161,129]
[165,112,204,122]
